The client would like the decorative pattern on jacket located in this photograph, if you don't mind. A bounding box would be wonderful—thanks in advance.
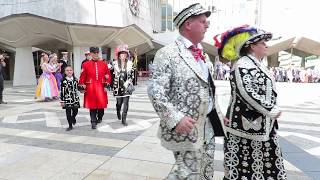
[112,60,134,97]
[226,55,280,141]
[60,77,80,109]
[147,36,224,151]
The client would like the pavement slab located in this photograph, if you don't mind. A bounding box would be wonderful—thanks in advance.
[0,80,318,179]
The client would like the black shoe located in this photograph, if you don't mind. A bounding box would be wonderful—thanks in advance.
[72,119,76,125]
[0,101,7,104]
[117,111,121,120]
[91,124,97,129]
[97,119,102,124]
[66,127,73,131]
[121,113,128,126]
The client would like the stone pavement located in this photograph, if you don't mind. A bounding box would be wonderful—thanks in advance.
[0,80,319,180]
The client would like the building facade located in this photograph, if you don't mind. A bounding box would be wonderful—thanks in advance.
[0,0,161,86]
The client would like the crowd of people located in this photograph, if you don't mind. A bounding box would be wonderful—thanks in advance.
[214,60,320,83]
[0,45,138,131]
[270,67,320,83]
[29,46,138,131]
[214,60,231,80]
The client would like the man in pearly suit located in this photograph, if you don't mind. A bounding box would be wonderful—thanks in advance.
[147,3,225,180]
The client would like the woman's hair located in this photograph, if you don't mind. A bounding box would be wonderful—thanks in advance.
[239,46,250,57]
[49,53,58,64]
[40,53,49,65]
[117,52,128,70]
[239,43,256,57]
[118,51,128,59]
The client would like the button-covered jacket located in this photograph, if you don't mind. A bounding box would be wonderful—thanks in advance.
[113,60,134,97]
[147,37,224,151]
[226,55,280,141]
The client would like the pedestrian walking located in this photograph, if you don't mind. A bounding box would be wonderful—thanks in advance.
[148,3,225,179]
[81,51,92,69]
[214,25,287,180]
[0,53,7,104]
[113,44,134,126]
[79,47,112,129]
[60,66,80,131]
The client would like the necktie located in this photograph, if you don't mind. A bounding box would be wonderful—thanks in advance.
[189,45,205,62]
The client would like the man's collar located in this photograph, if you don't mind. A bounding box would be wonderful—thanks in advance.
[179,35,203,49]
[66,76,74,81]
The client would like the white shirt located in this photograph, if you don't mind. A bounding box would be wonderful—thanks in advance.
[66,76,74,81]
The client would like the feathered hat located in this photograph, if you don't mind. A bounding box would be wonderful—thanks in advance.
[114,44,129,59]
[213,25,272,61]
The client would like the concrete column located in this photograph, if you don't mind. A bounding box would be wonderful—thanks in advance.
[13,47,37,86]
[99,47,103,59]
[267,53,280,67]
[110,47,115,60]
[73,46,91,78]
[73,47,81,78]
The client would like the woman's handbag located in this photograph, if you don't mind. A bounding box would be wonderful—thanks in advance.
[126,82,135,94]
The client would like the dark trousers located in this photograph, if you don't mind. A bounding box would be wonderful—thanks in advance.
[89,109,104,125]
[116,96,130,114]
[66,108,78,127]
[133,70,138,85]
[0,79,4,102]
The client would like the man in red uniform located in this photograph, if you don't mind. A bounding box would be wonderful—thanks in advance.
[79,47,112,129]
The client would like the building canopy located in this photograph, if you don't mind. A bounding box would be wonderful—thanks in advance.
[0,13,154,55]
[267,37,320,57]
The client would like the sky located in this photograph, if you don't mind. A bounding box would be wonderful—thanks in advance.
[167,0,320,42]
[261,0,320,41]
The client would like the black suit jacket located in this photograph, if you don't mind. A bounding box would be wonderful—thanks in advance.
[0,64,6,80]
[60,59,68,73]
[207,72,225,137]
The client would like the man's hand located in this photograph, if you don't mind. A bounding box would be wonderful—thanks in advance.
[124,81,129,88]
[224,117,230,125]
[275,112,282,119]
[175,116,196,134]
[81,85,86,89]
[60,102,65,107]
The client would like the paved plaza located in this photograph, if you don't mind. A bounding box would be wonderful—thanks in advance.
[0,79,319,180]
